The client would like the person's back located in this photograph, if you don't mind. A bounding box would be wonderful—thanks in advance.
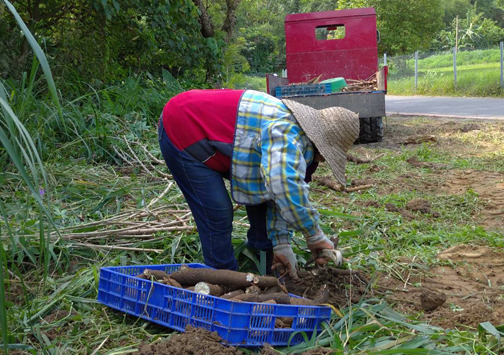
[162,89,244,172]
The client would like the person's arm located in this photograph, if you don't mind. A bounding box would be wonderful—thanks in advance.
[261,120,335,277]
[260,119,320,240]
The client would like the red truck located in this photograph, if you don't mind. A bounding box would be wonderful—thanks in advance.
[267,7,387,143]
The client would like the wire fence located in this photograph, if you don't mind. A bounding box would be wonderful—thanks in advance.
[380,43,504,96]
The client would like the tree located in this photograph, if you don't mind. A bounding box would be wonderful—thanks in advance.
[433,5,504,50]
[441,0,472,25]
[222,0,243,42]
[192,0,215,38]
[234,0,288,72]
[339,0,444,55]
[470,0,504,27]
[0,0,223,82]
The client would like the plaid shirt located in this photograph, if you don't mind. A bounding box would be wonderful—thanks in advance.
[231,91,322,246]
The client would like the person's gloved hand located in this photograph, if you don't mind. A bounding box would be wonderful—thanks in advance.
[272,244,298,280]
[306,230,334,265]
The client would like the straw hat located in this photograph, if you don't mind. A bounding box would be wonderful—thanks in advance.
[282,100,359,186]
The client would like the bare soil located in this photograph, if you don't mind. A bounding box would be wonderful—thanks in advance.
[134,325,336,355]
[442,169,504,229]
[347,117,504,329]
[405,198,431,214]
[134,326,244,355]
[358,117,504,231]
[380,245,504,328]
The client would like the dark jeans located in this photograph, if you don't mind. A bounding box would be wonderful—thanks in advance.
[158,120,272,270]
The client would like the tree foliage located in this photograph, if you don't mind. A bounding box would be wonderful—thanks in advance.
[1,0,503,85]
[433,4,504,50]
[339,0,444,55]
[0,0,223,83]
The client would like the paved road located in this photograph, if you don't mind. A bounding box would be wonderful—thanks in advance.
[386,95,504,119]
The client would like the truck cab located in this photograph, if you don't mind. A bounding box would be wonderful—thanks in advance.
[267,7,387,143]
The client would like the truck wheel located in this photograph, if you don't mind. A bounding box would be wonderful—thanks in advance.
[356,117,383,144]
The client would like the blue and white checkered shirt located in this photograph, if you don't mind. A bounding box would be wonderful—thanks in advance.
[231,90,322,246]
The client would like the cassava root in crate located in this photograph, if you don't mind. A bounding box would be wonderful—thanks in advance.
[194,282,225,296]
[221,290,244,299]
[231,293,292,304]
[135,267,327,305]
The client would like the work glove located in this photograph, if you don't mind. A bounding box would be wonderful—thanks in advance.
[272,244,298,280]
[306,230,335,265]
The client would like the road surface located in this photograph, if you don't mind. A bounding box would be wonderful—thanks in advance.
[386,96,504,120]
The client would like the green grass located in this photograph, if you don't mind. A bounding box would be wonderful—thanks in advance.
[387,48,504,97]
[389,66,504,97]
[417,48,501,69]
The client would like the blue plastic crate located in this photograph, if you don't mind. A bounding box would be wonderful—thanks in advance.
[97,263,331,347]
[275,83,332,98]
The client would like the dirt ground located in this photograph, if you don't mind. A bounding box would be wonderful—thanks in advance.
[134,326,244,355]
[442,169,504,229]
[374,117,504,230]
[134,325,334,355]
[379,244,504,328]
[284,267,368,307]
[359,117,504,329]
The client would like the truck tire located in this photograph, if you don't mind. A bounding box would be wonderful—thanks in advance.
[356,117,383,144]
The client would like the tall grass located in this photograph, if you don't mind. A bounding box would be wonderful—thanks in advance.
[0,2,184,350]
[0,0,83,350]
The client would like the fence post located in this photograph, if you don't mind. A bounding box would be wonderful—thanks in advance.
[384,53,387,66]
[414,51,418,90]
[500,42,503,88]
[453,47,457,89]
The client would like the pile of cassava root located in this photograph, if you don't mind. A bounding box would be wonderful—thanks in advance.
[135,266,329,306]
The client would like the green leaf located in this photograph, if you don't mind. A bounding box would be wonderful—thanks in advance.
[318,209,360,219]
[162,68,183,92]
[0,225,9,353]
[339,230,363,237]
[367,349,455,355]
[112,0,120,11]
[478,321,501,346]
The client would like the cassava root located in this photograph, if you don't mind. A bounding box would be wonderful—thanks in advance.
[134,267,329,306]
[194,282,224,296]
[169,268,255,290]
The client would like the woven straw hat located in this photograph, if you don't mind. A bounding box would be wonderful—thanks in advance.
[282,100,359,186]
